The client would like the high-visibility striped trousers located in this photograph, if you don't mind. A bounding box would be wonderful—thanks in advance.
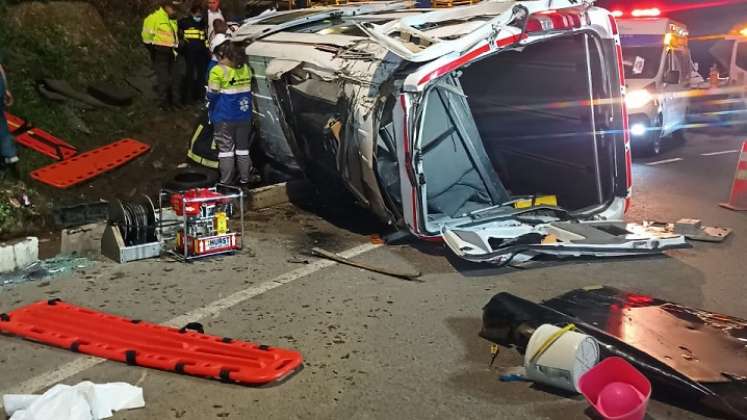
[214,120,253,184]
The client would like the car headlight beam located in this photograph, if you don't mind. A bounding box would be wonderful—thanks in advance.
[626,89,653,110]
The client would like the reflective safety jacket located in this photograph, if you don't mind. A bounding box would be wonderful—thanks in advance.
[207,64,253,124]
[142,8,178,48]
[179,17,208,51]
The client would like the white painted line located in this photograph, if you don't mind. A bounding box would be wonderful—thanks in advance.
[0,242,381,402]
[700,150,739,156]
[646,158,683,166]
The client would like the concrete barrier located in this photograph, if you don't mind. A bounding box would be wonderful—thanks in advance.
[0,237,39,273]
[60,222,107,257]
[248,179,312,210]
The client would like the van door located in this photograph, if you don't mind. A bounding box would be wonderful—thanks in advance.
[671,49,689,130]
[732,41,747,87]
[393,78,507,237]
[660,50,681,135]
[729,41,747,123]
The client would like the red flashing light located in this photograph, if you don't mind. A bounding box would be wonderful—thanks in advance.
[631,7,661,17]
[611,10,624,18]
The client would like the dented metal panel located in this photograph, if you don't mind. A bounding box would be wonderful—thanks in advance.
[239,0,628,241]
[442,220,689,264]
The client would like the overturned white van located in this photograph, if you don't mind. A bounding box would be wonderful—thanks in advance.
[234,0,687,264]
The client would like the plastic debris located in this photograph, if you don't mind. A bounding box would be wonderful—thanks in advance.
[524,324,599,392]
[480,287,747,419]
[579,357,652,420]
[3,381,145,420]
[498,366,527,382]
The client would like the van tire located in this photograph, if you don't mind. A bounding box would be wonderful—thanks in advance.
[671,128,686,142]
[640,115,664,156]
[645,135,663,156]
[163,167,219,191]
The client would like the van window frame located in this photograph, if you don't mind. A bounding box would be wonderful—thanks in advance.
[736,42,747,71]
[410,29,619,233]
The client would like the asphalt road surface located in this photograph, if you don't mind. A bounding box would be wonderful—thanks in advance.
[1,127,746,420]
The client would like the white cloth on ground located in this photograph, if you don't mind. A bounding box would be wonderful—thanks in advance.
[3,381,145,420]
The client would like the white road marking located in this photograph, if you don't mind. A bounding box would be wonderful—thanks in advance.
[0,242,381,402]
[700,150,739,156]
[646,158,683,166]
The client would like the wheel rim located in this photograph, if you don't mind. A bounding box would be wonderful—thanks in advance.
[653,115,663,154]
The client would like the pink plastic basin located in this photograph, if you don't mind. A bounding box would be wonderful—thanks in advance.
[578,357,652,420]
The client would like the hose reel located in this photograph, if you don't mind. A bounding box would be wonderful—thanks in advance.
[107,196,158,247]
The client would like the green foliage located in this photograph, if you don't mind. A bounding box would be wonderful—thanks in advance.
[0,1,153,175]
[0,200,11,227]
[0,183,45,238]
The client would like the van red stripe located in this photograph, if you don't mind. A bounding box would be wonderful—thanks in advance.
[418,44,490,86]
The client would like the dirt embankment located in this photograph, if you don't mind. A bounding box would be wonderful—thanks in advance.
[0,1,200,239]
[0,0,281,240]
[7,2,116,49]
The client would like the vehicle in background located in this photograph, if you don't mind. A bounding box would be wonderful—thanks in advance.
[688,24,747,130]
[616,13,696,155]
[233,0,688,264]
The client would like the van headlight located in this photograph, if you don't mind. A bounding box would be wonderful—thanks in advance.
[625,89,653,110]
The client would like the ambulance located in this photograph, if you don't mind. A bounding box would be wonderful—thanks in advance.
[697,24,747,128]
[614,9,696,155]
[227,1,690,265]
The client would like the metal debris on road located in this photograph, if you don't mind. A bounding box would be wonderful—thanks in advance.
[310,247,422,282]
[641,219,733,243]
[287,256,310,264]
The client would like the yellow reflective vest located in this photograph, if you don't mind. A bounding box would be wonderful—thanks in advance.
[207,64,253,123]
[142,8,178,48]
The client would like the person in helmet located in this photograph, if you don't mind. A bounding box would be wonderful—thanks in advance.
[206,42,255,186]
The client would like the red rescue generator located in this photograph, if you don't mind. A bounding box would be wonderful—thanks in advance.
[166,186,245,260]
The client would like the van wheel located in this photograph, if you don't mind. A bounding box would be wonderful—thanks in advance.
[648,135,663,155]
[672,128,686,142]
[163,166,219,191]
[642,115,664,156]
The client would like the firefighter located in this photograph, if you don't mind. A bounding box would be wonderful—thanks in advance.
[142,1,179,110]
[0,59,19,170]
[179,5,209,105]
[207,42,254,186]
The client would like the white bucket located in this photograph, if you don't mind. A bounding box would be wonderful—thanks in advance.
[524,324,599,393]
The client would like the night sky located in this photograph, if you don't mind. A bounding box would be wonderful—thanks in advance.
[595,0,747,72]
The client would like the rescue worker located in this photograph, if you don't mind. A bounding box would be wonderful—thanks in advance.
[206,0,225,41]
[179,5,209,105]
[142,1,179,110]
[0,58,19,170]
[207,29,229,80]
[208,18,229,60]
[207,42,254,186]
